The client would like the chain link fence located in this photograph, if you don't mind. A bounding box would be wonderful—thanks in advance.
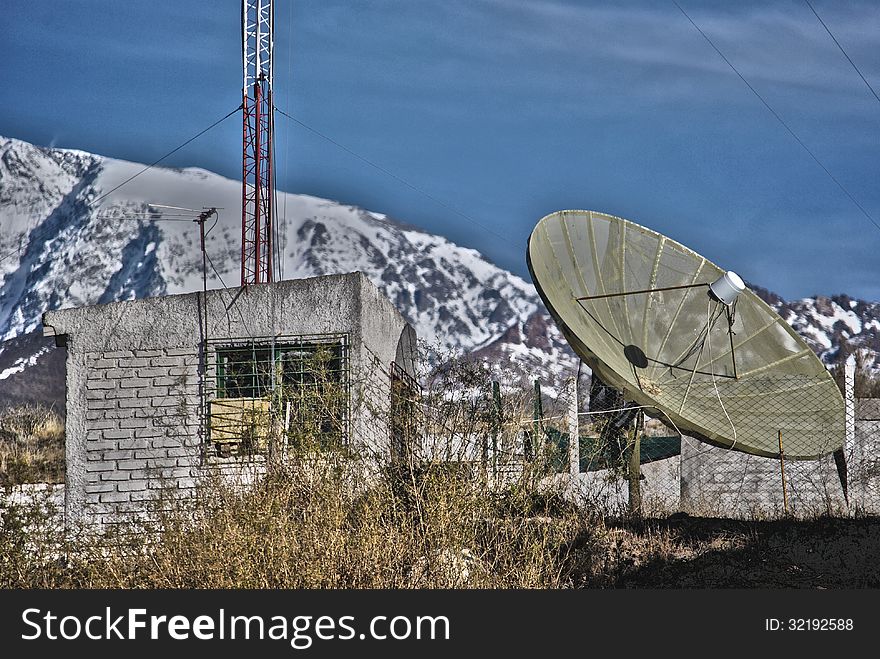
[68,334,878,525]
[375,355,880,520]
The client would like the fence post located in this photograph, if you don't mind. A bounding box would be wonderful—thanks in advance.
[844,354,859,511]
[524,380,543,462]
[628,411,643,517]
[480,386,489,481]
[778,429,789,515]
[567,370,579,477]
[489,381,502,480]
[533,380,543,438]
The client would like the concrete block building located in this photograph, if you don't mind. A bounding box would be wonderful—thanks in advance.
[42,272,417,531]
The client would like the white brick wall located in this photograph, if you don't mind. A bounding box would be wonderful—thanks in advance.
[80,347,202,528]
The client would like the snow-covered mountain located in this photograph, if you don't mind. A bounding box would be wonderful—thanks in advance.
[0,135,576,408]
[750,286,880,368]
[1,135,878,409]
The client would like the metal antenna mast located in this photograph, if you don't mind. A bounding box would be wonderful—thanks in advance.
[241,0,275,285]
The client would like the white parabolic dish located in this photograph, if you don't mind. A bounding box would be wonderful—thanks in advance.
[527,210,844,459]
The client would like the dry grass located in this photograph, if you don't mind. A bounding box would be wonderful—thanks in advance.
[0,404,65,487]
[3,458,879,588]
[0,450,605,589]
[3,356,878,588]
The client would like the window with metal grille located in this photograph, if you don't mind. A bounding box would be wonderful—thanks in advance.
[209,335,349,457]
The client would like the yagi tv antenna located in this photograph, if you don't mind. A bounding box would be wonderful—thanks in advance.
[527,210,844,459]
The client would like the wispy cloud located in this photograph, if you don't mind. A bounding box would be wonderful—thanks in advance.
[467,0,879,90]
[298,0,880,117]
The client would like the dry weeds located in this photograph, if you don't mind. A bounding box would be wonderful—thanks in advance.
[0,404,65,487]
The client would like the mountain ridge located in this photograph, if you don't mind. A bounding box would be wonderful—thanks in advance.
[1,135,878,409]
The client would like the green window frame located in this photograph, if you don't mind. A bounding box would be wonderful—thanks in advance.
[210,335,349,454]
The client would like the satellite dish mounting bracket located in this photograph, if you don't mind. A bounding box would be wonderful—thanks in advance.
[575,282,710,303]
[577,282,740,380]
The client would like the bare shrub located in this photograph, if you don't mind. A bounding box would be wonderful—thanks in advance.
[0,404,65,487]
[0,448,599,588]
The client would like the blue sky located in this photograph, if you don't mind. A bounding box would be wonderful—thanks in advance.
[1,0,878,301]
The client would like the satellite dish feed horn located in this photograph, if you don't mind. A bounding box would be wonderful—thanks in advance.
[709,271,745,306]
[575,270,744,307]
[527,210,844,459]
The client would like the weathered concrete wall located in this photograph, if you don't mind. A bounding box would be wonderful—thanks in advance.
[640,455,681,512]
[567,455,681,515]
[680,434,847,518]
[43,272,415,531]
[677,402,880,518]
[851,400,880,513]
[563,423,875,518]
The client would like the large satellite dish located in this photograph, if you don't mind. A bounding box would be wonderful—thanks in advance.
[527,210,844,459]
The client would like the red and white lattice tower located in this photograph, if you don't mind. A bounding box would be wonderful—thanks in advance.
[241,0,275,285]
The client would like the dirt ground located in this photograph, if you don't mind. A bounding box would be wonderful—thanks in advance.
[581,514,880,588]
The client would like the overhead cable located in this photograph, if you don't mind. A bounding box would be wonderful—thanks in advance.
[672,0,880,234]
